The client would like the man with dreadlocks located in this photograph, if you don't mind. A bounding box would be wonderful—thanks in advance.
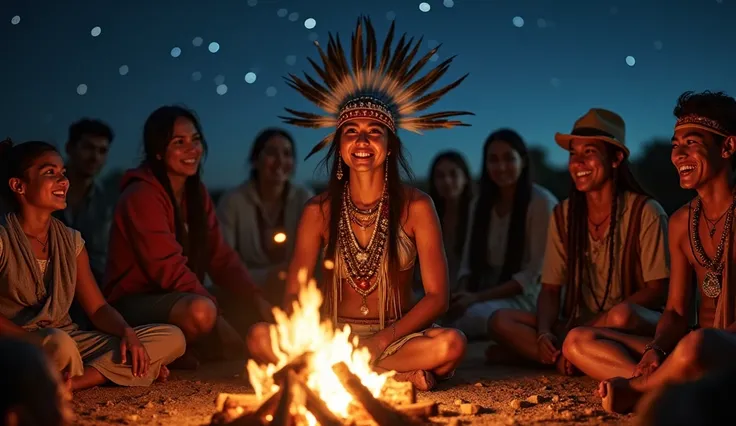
[488,108,670,375]
[594,91,736,414]
[245,16,471,390]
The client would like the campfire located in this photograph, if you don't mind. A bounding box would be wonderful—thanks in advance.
[210,269,438,425]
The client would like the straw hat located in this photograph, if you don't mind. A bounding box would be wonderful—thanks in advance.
[554,108,629,158]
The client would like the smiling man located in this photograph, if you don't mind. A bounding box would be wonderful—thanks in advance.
[487,109,670,376]
[54,119,116,285]
[594,91,736,414]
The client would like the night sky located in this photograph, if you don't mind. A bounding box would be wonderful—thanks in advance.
[2,0,735,189]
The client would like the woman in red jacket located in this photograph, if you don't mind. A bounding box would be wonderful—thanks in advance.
[105,106,272,367]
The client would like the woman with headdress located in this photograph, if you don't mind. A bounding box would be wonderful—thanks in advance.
[246,17,471,390]
[0,139,185,391]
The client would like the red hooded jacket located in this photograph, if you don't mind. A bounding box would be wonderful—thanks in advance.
[104,166,259,305]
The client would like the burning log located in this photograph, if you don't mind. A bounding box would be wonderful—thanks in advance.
[271,370,297,426]
[332,362,419,426]
[273,351,314,383]
[290,370,344,426]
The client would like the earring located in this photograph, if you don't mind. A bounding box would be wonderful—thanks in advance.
[384,163,389,182]
[336,156,343,180]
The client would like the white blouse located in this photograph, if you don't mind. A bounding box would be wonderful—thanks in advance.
[457,183,558,303]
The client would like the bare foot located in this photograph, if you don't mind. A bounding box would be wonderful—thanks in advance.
[556,354,578,376]
[62,371,73,400]
[392,370,437,391]
[600,377,641,414]
[156,365,170,383]
[168,350,200,370]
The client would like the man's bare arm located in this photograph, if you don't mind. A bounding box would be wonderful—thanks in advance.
[649,209,693,353]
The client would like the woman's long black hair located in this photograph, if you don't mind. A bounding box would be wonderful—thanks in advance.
[319,127,414,304]
[428,151,473,256]
[565,144,651,312]
[141,106,209,281]
[467,129,532,291]
[248,127,296,181]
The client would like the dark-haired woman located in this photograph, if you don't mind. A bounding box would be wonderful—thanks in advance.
[246,17,470,391]
[444,130,557,340]
[104,106,272,368]
[0,140,184,391]
[427,151,474,293]
[488,109,669,375]
[217,128,313,305]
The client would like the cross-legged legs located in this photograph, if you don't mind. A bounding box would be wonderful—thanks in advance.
[599,328,736,413]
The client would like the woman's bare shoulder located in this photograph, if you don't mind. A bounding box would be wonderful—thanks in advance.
[404,186,434,208]
[302,192,330,222]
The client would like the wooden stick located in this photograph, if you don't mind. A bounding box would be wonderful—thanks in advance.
[273,351,314,383]
[379,378,416,405]
[215,393,261,412]
[332,362,416,426]
[290,370,343,426]
[395,401,439,417]
[253,387,284,421]
[271,372,296,426]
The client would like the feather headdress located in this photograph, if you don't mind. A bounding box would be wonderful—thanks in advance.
[280,16,474,159]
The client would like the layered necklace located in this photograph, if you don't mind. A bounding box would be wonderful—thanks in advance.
[338,172,390,316]
[690,196,736,299]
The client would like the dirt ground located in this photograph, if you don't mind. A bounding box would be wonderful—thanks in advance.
[73,342,634,425]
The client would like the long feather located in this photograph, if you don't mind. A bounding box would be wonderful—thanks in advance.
[363,17,377,81]
[377,20,396,74]
[401,73,469,114]
[281,15,473,158]
[304,133,335,160]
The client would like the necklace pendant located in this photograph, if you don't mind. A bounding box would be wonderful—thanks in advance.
[702,271,722,298]
[356,252,368,262]
[356,279,371,291]
[359,298,370,316]
[709,228,716,238]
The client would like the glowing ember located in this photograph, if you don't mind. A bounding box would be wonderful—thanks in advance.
[246,269,391,423]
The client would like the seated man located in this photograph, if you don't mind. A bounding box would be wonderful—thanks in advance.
[596,91,736,413]
[488,108,670,375]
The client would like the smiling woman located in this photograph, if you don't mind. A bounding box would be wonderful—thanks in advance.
[104,106,274,370]
[0,139,186,392]
[216,128,313,307]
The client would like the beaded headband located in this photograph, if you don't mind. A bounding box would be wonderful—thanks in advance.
[675,114,730,138]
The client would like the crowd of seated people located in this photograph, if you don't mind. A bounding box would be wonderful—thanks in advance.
[0,89,735,423]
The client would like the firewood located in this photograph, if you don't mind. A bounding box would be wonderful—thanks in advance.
[253,387,284,421]
[379,378,416,405]
[273,351,314,383]
[289,370,344,426]
[395,401,439,417]
[215,412,264,426]
[215,393,261,412]
[271,371,296,426]
[332,362,418,426]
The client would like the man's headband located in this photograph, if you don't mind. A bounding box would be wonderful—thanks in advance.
[675,114,730,138]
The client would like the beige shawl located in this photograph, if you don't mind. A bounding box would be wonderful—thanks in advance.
[0,213,77,331]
